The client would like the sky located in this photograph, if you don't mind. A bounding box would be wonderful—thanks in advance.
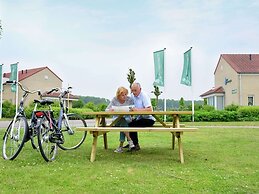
[0,0,259,100]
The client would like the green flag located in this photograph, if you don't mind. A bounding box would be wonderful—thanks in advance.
[181,48,192,86]
[153,49,164,87]
[10,63,18,92]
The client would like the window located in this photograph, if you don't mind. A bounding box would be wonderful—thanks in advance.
[248,96,254,106]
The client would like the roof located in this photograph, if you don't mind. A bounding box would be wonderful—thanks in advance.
[3,66,63,82]
[200,86,225,97]
[214,54,259,74]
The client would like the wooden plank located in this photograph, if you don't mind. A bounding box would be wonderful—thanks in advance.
[153,123,185,127]
[77,127,197,132]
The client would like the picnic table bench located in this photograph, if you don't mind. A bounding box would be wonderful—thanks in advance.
[77,111,197,164]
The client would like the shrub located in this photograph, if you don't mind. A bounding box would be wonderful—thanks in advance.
[200,105,215,112]
[2,100,16,118]
[225,104,239,111]
[237,106,259,121]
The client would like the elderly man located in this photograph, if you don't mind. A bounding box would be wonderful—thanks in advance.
[125,82,155,151]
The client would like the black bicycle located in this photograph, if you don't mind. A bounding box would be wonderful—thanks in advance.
[36,86,87,162]
[2,81,53,160]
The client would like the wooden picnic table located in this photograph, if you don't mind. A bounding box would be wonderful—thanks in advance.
[77,111,197,163]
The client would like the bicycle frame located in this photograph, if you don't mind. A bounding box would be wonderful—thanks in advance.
[6,82,38,140]
[45,87,73,133]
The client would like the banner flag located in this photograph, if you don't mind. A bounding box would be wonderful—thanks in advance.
[181,48,192,86]
[10,63,18,92]
[153,49,164,87]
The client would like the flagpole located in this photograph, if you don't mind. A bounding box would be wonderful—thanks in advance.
[190,47,194,122]
[191,85,194,122]
[15,62,19,115]
[163,48,166,121]
[0,64,3,119]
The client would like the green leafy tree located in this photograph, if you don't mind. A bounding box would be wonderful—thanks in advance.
[96,103,107,111]
[84,102,96,111]
[179,97,185,110]
[151,85,163,110]
[72,99,84,108]
[127,68,136,88]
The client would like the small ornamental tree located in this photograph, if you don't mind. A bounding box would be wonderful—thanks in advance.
[179,97,185,110]
[151,85,162,110]
[127,68,136,88]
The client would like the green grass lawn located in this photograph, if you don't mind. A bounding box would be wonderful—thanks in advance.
[0,123,258,193]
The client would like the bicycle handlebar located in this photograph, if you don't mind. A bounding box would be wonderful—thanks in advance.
[46,86,73,98]
[5,80,41,96]
[47,88,59,94]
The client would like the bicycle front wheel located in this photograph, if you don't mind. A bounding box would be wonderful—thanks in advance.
[58,113,87,150]
[37,117,57,162]
[2,116,28,160]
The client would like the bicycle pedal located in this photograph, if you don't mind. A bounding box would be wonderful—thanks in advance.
[49,133,64,144]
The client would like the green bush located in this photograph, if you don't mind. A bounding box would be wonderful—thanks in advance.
[194,110,239,122]
[237,106,259,121]
[2,101,16,118]
[200,105,215,112]
[225,104,239,111]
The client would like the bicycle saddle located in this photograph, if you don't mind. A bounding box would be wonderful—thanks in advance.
[34,99,54,105]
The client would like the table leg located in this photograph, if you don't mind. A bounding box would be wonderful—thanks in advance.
[100,116,108,149]
[171,132,175,150]
[173,115,180,128]
[90,132,98,162]
[176,132,184,164]
[103,133,108,149]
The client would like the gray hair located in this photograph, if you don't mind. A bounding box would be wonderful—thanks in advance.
[132,82,141,88]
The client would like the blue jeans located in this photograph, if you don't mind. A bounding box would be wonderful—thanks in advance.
[115,118,129,142]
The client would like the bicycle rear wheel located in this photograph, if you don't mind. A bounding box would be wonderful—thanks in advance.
[58,113,87,150]
[37,116,57,162]
[2,116,28,160]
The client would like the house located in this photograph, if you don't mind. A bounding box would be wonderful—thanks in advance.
[200,54,259,110]
[3,66,79,107]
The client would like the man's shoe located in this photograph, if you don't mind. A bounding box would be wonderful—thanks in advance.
[128,140,135,149]
[123,144,129,148]
[127,144,140,152]
[135,144,141,151]
[127,147,136,152]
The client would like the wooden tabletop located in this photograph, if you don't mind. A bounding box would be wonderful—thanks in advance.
[83,111,192,116]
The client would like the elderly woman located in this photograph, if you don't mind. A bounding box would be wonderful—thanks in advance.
[106,86,135,153]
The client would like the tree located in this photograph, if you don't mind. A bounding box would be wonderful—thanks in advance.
[127,68,136,88]
[179,97,185,110]
[72,99,84,108]
[151,85,163,110]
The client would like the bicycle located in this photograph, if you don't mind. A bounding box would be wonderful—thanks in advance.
[2,80,54,160]
[36,86,87,162]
